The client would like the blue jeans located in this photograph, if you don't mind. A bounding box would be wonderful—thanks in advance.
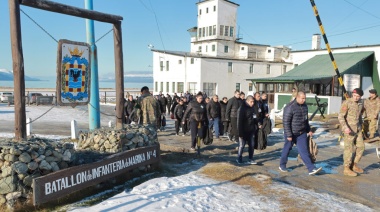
[280,133,316,172]
[237,135,255,162]
[209,117,220,138]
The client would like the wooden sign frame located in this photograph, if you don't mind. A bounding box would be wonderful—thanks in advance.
[33,144,160,206]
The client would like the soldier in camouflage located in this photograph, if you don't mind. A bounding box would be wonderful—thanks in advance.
[363,89,380,139]
[338,88,365,177]
[137,86,161,129]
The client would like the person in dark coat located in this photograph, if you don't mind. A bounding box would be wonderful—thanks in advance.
[226,90,243,142]
[220,97,228,136]
[174,99,186,136]
[279,91,322,175]
[254,92,265,125]
[166,94,172,115]
[237,95,259,164]
[159,94,167,115]
[124,95,136,124]
[207,95,221,139]
[182,93,207,150]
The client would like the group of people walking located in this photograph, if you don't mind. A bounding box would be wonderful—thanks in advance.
[125,86,377,177]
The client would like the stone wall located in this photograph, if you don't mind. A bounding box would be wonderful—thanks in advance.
[0,125,159,209]
[0,137,76,208]
[76,125,158,153]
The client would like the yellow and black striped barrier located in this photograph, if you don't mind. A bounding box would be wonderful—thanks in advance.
[310,0,349,100]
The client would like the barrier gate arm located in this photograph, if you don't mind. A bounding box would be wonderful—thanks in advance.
[309,0,349,100]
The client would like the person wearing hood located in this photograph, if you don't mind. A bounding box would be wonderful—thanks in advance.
[363,89,380,139]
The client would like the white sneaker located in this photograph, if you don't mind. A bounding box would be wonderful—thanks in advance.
[279,167,288,172]
[376,147,380,159]
[309,167,322,175]
[246,160,257,165]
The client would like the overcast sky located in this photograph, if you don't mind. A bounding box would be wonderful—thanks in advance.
[1,0,380,77]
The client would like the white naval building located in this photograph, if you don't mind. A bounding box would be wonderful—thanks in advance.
[151,0,292,98]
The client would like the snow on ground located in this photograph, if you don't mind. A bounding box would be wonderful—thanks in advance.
[68,160,371,212]
[0,105,374,211]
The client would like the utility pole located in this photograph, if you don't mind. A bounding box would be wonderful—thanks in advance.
[85,0,101,130]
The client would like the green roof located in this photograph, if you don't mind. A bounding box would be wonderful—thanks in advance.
[248,51,374,83]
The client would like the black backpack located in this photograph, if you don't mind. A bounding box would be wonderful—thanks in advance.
[254,128,267,150]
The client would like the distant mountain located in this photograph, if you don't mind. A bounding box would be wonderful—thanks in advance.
[100,71,153,83]
[0,69,42,81]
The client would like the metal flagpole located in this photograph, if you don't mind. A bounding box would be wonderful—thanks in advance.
[85,0,100,129]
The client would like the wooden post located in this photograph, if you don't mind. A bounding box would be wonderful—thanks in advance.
[9,0,27,140]
[113,21,124,129]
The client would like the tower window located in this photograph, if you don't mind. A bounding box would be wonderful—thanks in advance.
[220,25,224,36]
[224,26,229,36]
[213,6,216,11]
[212,45,215,52]
[199,9,202,15]
[224,46,229,53]
[206,8,208,13]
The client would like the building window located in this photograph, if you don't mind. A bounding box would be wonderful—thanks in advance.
[172,82,175,92]
[206,7,208,13]
[213,5,216,11]
[213,25,216,35]
[160,82,163,92]
[230,26,234,37]
[206,45,208,52]
[202,27,205,37]
[199,9,201,15]
[228,62,233,73]
[224,46,229,53]
[166,82,169,92]
[249,63,253,73]
[188,82,197,94]
[236,83,240,92]
[249,83,253,91]
[220,25,224,36]
[212,45,215,52]
[160,61,163,71]
[198,28,202,38]
[191,58,194,64]
[282,65,287,74]
[198,46,202,52]
[266,64,271,74]
[177,82,184,93]
[224,26,229,36]
[209,26,212,36]
[178,60,182,64]
[155,82,158,92]
[206,27,208,36]
[241,47,245,50]
[203,83,216,97]
[166,61,169,71]
[268,49,272,53]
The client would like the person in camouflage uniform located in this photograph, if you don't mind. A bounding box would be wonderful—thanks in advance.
[363,89,380,139]
[137,86,161,129]
[338,88,365,177]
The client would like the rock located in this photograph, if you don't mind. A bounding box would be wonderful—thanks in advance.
[1,166,12,178]
[50,162,60,172]
[18,152,32,163]
[30,151,39,160]
[63,143,74,149]
[0,160,4,168]
[4,154,18,162]
[0,176,17,194]
[104,140,112,149]
[58,161,68,169]
[5,192,22,201]
[37,147,45,155]
[12,162,28,175]
[27,161,38,171]
[17,174,26,181]
[126,132,135,140]
[39,160,52,170]
[9,148,22,156]
[52,151,63,161]
[45,156,59,163]
[0,195,6,204]
[0,153,5,160]
[94,144,100,150]
[23,173,40,187]
[63,149,72,162]
[34,155,45,163]
[44,149,53,157]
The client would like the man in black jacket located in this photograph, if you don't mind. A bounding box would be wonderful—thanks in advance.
[279,92,322,175]
[166,94,172,115]
[124,95,136,124]
[174,99,186,136]
[237,95,259,164]
[182,93,207,150]
[207,95,221,139]
[226,91,242,142]
[254,92,265,125]
[220,97,228,136]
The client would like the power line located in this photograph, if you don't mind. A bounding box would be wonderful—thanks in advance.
[343,0,380,20]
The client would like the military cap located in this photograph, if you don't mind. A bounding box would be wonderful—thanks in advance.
[369,89,377,94]
[352,88,363,96]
